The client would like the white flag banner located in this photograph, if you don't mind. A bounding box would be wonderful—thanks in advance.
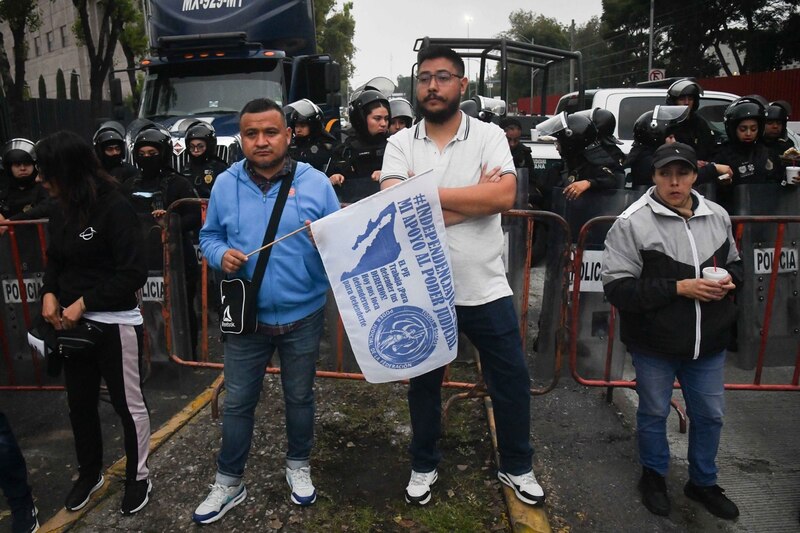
[311,172,458,383]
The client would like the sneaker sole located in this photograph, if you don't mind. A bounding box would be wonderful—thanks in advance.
[404,471,438,506]
[290,491,317,506]
[65,474,105,512]
[192,486,247,525]
[497,472,546,506]
[120,479,152,515]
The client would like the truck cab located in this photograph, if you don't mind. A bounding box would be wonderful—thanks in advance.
[135,0,340,171]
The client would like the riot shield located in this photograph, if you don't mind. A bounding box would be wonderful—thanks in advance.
[732,184,800,369]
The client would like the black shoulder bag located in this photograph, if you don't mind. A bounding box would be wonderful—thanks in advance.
[219,163,295,335]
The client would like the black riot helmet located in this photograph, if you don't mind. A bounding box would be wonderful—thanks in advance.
[723,99,766,143]
[633,105,691,146]
[576,108,621,144]
[460,95,506,123]
[2,138,36,169]
[348,89,390,138]
[388,98,414,128]
[284,99,324,134]
[536,111,597,153]
[93,121,126,156]
[666,79,703,112]
[133,124,173,170]
[185,121,217,157]
[766,100,790,138]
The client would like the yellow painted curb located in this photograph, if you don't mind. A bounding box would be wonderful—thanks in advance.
[484,396,551,533]
[39,372,224,532]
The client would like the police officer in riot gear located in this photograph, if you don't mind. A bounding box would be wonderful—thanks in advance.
[577,108,625,166]
[93,121,140,185]
[124,125,202,358]
[182,121,228,198]
[536,111,624,209]
[388,97,414,135]
[0,138,49,225]
[664,78,717,161]
[328,89,390,202]
[626,106,690,187]
[762,101,795,160]
[715,98,784,212]
[284,99,337,173]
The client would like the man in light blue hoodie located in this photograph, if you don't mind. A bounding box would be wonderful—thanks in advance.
[194,98,340,524]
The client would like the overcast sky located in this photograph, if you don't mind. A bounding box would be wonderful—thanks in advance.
[349,0,604,89]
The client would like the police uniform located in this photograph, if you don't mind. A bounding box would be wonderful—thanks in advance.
[183,156,228,199]
[289,132,336,173]
[328,134,387,203]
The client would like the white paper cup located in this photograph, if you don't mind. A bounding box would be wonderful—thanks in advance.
[702,266,728,282]
[785,166,800,185]
[530,128,539,142]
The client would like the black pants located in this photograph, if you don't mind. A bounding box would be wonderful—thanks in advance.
[63,322,151,482]
[0,413,33,512]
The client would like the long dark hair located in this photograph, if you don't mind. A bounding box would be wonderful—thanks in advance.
[35,130,116,225]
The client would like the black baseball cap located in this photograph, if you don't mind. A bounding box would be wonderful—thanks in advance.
[652,142,697,169]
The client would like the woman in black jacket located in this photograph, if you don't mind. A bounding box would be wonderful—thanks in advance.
[37,131,152,515]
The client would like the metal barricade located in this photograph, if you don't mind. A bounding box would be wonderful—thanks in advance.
[569,213,800,393]
[163,199,570,395]
[0,219,61,390]
[537,188,643,383]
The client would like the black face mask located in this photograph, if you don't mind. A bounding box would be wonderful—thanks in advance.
[135,155,162,179]
[100,152,124,170]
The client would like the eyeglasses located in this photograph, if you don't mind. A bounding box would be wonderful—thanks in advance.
[188,144,206,152]
[416,70,462,85]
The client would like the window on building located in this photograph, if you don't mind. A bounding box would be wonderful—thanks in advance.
[46,31,54,52]
[60,26,67,48]
[34,36,41,57]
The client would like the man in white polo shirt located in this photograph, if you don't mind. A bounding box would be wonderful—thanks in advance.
[380,44,544,508]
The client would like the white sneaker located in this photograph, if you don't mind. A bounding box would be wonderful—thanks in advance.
[498,470,546,506]
[192,482,247,524]
[286,466,317,506]
[405,469,438,505]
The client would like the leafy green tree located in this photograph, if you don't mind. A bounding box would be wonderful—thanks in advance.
[56,68,66,99]
[0,0,41,131]
[38,74,46,98]
[396,74,412,100]
[119,2,147,111]
[72,0,140,118]
[314,0,356,82]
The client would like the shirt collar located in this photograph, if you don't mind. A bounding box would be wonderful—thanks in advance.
[245,157,294,192]
[415,110,470,142]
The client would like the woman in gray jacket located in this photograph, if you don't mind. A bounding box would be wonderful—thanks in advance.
[601,142,741,521]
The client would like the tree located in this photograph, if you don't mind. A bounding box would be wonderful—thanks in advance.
[396,74,412,100]
[314,0,356,83]
[70,69,79,99]
[72,0,140,118]
[118,2,147,111]
[601,0,800,81]
[0,0,41,131]
[56,68,66,99]
[496,11,571,104]
[38,74,46,98]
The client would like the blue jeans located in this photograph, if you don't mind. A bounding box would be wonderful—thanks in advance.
[408,296,533,475]
[216,307,324,486]
[632,351,726,486]
[0,412,33,513]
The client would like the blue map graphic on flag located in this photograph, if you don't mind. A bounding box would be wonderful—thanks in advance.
[340,202,401,281]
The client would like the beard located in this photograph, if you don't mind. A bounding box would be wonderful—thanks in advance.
[417,95,460,124]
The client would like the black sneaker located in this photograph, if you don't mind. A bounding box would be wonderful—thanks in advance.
[638,467,670,516]
[120,478,152,515]
[64,473,104,511]
[684,481,739,520]
[11,502,39,533]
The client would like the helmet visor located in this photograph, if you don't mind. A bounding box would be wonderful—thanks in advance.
[653,105,690,126]
[536,112,569,137]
